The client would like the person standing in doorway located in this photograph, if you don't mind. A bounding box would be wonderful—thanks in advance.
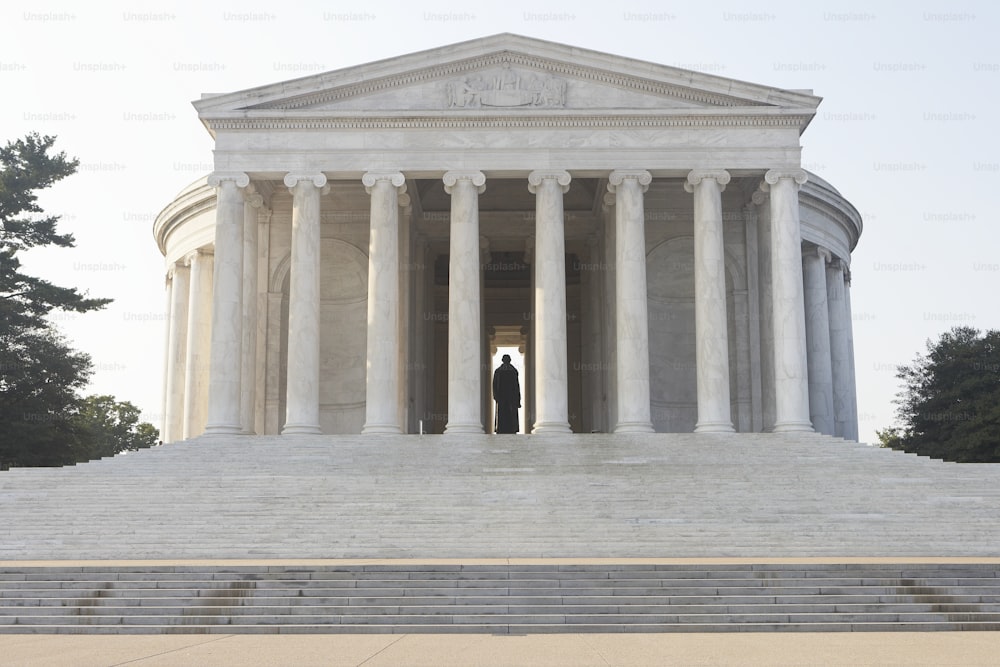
[492,354,521,434]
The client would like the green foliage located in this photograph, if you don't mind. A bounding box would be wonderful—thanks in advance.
[878,326,1000,462]
[70,395,159,461]
[0,133,110,331]
[0,133,157,468]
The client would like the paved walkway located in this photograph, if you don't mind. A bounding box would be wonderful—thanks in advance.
[4,632,1000,666]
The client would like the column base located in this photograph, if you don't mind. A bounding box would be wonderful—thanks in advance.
[444,423,485,434]
[362,424,403,435]
[531,422,572,434]
[772,421,815,433]
[614,422,655,434]
[281,423,322,435]
[202,424,243,436]
[694,421,736,433]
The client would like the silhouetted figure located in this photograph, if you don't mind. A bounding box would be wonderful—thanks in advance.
[492,354,521,434]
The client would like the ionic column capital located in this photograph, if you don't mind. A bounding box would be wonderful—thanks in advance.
[803,243,832,264]
[442,170,486,194]
[283,172,328,192]
[207,171,250,188]
[762,168,808,190]
[607,169,652,193]
[751,188,769,206]
[527,169,571,194]
[684,169,731,193]
[362,171,406,193]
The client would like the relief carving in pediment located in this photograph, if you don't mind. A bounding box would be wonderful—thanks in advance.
[446,64,566,109]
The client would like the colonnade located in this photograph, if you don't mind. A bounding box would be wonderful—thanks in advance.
[161,167,856,442]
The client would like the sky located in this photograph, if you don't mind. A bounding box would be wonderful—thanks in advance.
[3,0,998,443]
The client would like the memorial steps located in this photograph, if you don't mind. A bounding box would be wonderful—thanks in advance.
[3,563,1000,634]
[2,432,1000,633]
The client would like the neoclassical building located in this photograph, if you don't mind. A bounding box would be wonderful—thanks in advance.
[154,34,862,442]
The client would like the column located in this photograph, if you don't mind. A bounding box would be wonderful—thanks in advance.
[183,248,213,439]
[753,189,776,431]
[762,169,812,432]
[803,244,834,435]
[240,187,264,434]
[528,169,572,433]
[362,171,406,434]
[842,268,860,441]
[204,172,249,436]
[281,173,327,435]
[443,170,486,434]
[607,170,654,433]
[163,261,190,443]
[826,258,853,439]
[685,170,735,433]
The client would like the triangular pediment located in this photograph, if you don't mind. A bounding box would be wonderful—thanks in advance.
[194,34,821,122]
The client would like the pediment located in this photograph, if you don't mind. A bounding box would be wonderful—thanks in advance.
[195,34,821,120]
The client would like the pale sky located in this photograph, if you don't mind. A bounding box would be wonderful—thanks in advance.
[4,0,997,443]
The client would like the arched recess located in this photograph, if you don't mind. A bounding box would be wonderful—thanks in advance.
[271,239,369,434]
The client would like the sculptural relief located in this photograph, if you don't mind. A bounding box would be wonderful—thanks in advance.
[447,64,567,108]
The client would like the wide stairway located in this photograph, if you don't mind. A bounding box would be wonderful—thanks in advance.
[3,432,1000,634]
[3,562,1000,634]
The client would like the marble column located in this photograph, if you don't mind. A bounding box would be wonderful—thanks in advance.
[443,170,486,434]
[204,172,249,436]
[362,171,406,434]
[685,170,735,433]
[762,169,812,432]
[240,187,263,434]
[607,170,654,433]
[183,248,213,439]
[753,189,776,431]
[842,268,860,441]
[281,173,327,435]
[826,258,853,439]
[163,261,189,443]
[528,170,572,434]
[803,244,835,435]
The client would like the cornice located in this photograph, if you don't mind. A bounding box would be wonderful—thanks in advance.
[203,112,813,132]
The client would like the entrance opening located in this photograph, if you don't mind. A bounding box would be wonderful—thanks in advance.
[491,345,526,434]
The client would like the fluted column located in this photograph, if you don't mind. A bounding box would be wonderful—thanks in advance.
[282,173,327,435]
[183,248,213,439]
[803,244,834,435]
[443,170,486,434]
[204,172,249,436]
[685,169,735,433]
[826,258,853,439]
[362,171,406,434]
[607,170,654,433]
[240,187,263,434]
[528,169,572,434]
[762,169,812,432]
[163,261,190,443]
[753,188,776,431]
[842,268,860,441]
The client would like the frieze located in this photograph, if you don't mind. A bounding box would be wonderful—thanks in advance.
[446,64,566,109]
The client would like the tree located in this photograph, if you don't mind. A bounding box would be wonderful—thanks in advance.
[0,133,151,469]
[0,133,110,331]
[71,395,159,461]
[877,326,1000,462]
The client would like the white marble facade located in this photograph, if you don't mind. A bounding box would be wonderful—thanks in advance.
[154,34,862,442]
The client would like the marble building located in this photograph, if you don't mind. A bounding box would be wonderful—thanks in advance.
[153,34,862,442]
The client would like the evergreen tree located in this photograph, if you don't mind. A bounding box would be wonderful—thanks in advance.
[878,326,1000,462]
[0,133,156,469]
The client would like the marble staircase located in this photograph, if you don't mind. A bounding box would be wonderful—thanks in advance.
[2,432,1000,560]
[3,432,1000,633]
[2,563,1000,634]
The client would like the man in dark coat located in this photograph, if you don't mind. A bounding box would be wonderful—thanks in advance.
[492,354,521,434]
